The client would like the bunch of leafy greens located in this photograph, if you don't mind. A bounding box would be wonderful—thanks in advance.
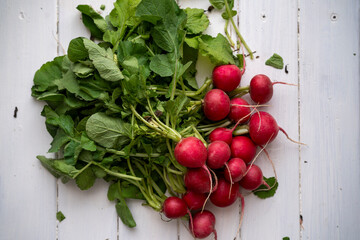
[32,0,244,228]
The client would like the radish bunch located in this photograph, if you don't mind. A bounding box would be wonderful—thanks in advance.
[164,64,298,239]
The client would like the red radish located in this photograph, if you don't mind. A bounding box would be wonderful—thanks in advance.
[224,158,247,182]
[203,89,230,121]
[210,177,239,207]
[209,127,233,145]
[249,74,273,104]
[212,64,242,92]
[190,210,217,239]
[239,164,264,191]
[229,98,251,123]
[162,196,188,219]
[248,111,279,146]
[184,168,211,193]
[249,74,294,104]
[230,136,257,164]
[206,141,231,169]
[174,137,207,168]
[182,191,207,211]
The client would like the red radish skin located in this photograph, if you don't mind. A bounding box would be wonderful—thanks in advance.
[190,210,217,239]
[210,177,239,207]
[174,137,207,168]
[206,141,231,169]
[162,197,188,219]
[249,74,273,104]
[224,158,247,182]
[230,136,257,164]
[229,98,251,123]
[182,191,207,211]
[209,127,233,145]
[203,89,230,121]
[239,164,264,191]
[184,168,211,193]
[212,64,242,92]
[249,111,279,146]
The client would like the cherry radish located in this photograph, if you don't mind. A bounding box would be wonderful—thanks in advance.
[239,164,265,191]
[250,74,296,104]
[229,98,251,124]
[184,168,211,194]
[182,191,207,211]
[230,136,257,164]
[209,127,233,145]
[162,196,188,219]
[224,158,247,182]
[212,64,242,92]
[203,89,230,121]
[206,141,231,169]
[174,137,207,168]
[190,210,217,239]
[210,177,239,207]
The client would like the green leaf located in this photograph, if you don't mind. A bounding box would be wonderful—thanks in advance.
[122,67,148,104]
[64,140,82,165]
[37,155,79,179]
[117,41,148,64]
[58,115,75,137]
[184,36,200,49]
[222,9,237,20]
[283,237,290,240]
[75,166,96,190]
[182,43,199,89]
[137,0,186,53]
[165,94,189,126]
[92,166,107,178]
[32,56,64,93]
[253,176,279,199]
[150,54,174,77]
[265,53,284,69]
[103,0,141,46]
[54,70,80,95]
[198,34,235,65]
[48,129,70,153]
[80,132,97,151]
[73,62,94,78]
[108,182,122,201]
[209,0,225,10]
[37,92,65,102]
[116,199,136,228]
[86,112,132,148]
[83,38,124,81]
[68,37,88,62]
[77,5,108,39]
[56,211,66,222]
[184,8,209,34]
[100,5,106,11]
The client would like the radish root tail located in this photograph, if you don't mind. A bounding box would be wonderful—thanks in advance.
[279,127,307,146]
[235,193,245,239]
[272,81,297,86]
[201,165,215,212]
[225,163,233,199]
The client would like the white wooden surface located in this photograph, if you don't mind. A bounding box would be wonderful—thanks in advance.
[0,0,359,240]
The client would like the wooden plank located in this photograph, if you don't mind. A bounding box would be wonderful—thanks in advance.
[0,0,58,239]
[238,0,300,239]
[56,1,119,239]
[299,1,360,239]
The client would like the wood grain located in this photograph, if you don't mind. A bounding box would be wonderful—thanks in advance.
[0,0,58,239]
[238,1,300,239]
[299,0,360,239]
